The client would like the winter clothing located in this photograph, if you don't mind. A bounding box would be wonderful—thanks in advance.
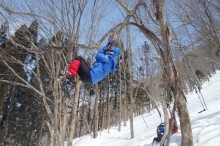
[152,120,178,144]
[111,47,121,58]
[158,123,164,133]
[68,60,80,77]
[169,119,178,134]
[90,45,120,84]
[67,42,121,84]
[157,123,164,138]
[75,56,92,83]
[153,123,164,143]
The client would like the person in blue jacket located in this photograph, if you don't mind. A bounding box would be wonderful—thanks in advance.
[58,40,121,84]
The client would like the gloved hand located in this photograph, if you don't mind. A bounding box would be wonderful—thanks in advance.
[107,39,115,47]
[105,48,114,55]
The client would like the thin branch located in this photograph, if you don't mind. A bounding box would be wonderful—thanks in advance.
[96,22,126,47]
[129,22,162,45]
[0,2,47,19]
[48,21,127,50]
[2,60,53,104]
[116,0,144,25]
[0,79,31,88]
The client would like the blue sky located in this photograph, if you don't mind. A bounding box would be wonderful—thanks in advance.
[0,0,196,65]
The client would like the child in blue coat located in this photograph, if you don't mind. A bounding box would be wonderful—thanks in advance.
[58,41,121,84]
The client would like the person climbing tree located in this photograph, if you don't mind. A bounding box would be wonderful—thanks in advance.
[57,40,121,84]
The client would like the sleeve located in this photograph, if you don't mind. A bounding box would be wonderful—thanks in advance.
[95,45,109,63]
[111,63,117,73]
[97,45,108,54]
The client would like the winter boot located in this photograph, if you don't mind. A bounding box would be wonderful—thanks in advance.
[57,59,80,82]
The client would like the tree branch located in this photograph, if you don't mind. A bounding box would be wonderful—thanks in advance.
[0,2,46,18]
[0,79,30,88]
[116,0,144,25]
[2,61,53,104]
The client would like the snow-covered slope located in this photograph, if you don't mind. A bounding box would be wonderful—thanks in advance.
[67,71,220,146]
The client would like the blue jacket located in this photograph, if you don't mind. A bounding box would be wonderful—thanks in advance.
[90,45,120,84]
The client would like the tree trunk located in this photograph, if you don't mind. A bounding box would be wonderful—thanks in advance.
[165,102,176,146]
[118,61,122,132]
[100,95,105,132]
[176,93,193,146]
[123,69,128,126]
[126,25,134,139]
[67,79,82,146]
[61,102,67,146]
[45,121,55,146]
[37,113,45,146]
[93,85,99,138]
[107,76,111,133]
[160,97,169,146]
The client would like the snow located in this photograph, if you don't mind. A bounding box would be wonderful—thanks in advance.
[67,71,220,146]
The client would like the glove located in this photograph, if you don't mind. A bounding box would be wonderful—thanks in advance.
[107,40,115,47]
[105,49,114,55]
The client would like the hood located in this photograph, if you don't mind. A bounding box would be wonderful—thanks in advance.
[112,47,121,58]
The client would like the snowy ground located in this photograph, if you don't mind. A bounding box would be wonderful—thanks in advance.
[67,71,220,146]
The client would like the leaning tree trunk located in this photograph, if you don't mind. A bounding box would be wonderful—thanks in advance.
[153,1,193,145]
[176,89,193,146]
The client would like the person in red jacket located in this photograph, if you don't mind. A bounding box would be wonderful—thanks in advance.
[58,40,121,84]
[169,119,178,134]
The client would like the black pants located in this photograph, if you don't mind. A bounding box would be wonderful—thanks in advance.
[75,56,92,84]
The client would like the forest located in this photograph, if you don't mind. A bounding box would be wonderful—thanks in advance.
[0,0,220,146]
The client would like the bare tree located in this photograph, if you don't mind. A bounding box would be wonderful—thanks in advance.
[116,0,193,145]
[0,0,103,145]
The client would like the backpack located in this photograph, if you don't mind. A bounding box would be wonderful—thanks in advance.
[157,123,164,134]
[153,123,165,143]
